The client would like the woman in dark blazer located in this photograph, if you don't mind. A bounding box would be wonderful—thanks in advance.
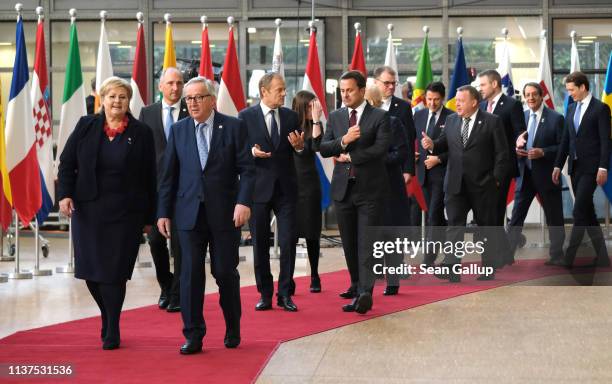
[58,77,157,350]
[292,91,323,292]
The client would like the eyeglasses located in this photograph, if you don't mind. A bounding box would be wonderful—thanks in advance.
[376,79,398,87]
[184,94,211,104]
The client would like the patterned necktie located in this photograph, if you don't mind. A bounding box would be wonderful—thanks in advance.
[196,122,209,170]
[426,113,436,137]
[573,102,582,134]
[487,100,494,113]
[461,117,471,147]
[270,110,280,148]
[526,113,537,169]
[164,106,174,140]
[348,109,357,178]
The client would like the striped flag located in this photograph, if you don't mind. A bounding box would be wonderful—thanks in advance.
[384,25,402,98]
[538,32,555,109]
[303,25,332,210]
[411,32,433,112]
[95,12,113,113]
[445,35,469,111]
[271,20,285,79]
[217,22,245,116]
[349,25,366,77]
[6,14,42,226]
[0,71,12,230]
[56,16,86,170]
[497,38,514,97]
[199,17,215,81]
[31,11,54,223]
[600,50,612,203]
[130,16,148,118]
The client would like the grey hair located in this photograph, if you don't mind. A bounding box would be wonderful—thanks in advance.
[160,67,183,83]
[184,76,217,98]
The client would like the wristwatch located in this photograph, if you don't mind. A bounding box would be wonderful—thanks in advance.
[313,121,322,126]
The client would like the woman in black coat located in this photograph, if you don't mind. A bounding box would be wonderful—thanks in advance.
[58,77,157,350]
[292,91,323,292]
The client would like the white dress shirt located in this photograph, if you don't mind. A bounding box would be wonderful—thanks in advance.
[259,102,281,137]
[574,92,592,127]
[161,99,181,130]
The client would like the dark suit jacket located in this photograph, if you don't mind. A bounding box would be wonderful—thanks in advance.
[57,112,157,224]
[238,104,300,203]
[517,107,564,192]
[433,110,511,195]
[157,112,255,231]
[386,116,410,199]
[138,100,189,186]
[555,96,611,175]
[480,93,526,178]
[414,106,452,185]
[388,96,416,175]
[320,102,391,201]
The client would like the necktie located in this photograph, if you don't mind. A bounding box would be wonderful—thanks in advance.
[461,117,471,147]
[270,110,280,148]
[164,106,174,140]
[526,113,537,169]
[487,100,494,113]
[348,109,357,178]
[196,122,209,170]
[573,102,582,134]
[426,113,436,137]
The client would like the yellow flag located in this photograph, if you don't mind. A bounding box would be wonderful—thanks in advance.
[163,21,176,70]
[0,74,13,229]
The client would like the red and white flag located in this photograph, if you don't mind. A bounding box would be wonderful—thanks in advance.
[349,23,367,77]
[217,19,245,116]
[130,14,148,118]
[199,16,215,82]
[538,31,554,109]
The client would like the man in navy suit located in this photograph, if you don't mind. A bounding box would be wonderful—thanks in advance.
[238,73,304,312]
[507,82,565,264]
[414,82,452,266]
[157,77,255,355]
[553,72,611,267]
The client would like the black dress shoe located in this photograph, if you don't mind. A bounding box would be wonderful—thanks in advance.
[255,297,272,311]
[549,259,572,268]
[310,276,321,293]
[434,266,461,283]
[342,298,357,312]
[383,286,399,296]
[476,273,495,281]
[166,298,181,313]
[277,296,298,312]
[180,339,203,355]
[355,292,373,314]
[224,330,241,349]
[102,339,120,350]
[158,291,169,309]
[339,288,357,299]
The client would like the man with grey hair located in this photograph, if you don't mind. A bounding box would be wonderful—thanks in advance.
[139,67,189,312]
[157,76,255,354]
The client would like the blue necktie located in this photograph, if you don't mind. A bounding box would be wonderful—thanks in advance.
[526,113,537,169]
[573,102,582,134]
[426,113,436,137]
[164,106,174,140]
[196,122,209,170]
[270,110,280,148]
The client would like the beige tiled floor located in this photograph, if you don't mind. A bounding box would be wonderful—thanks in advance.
[2,229,612,383]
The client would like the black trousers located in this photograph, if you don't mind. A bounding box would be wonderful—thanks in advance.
[422,177,447,264]
[250,183,297,298]
[147,220,181,300]
[178,204,241,342]
[507,167,565,260]
[444,179,501,268]
[334,181,384,294]
[494,177,514,264]
[86,280,126,343]
[565,170,609,263]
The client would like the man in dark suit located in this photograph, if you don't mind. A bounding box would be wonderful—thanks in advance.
[553,71,611,267]
[139,67,188,312]
[238,73,304,312]
[414,82,452,266]
[479,69,526,265]
[320,70,391,313]
[157,76,254,354]
[422,85,511,282]
[507,82,565,264]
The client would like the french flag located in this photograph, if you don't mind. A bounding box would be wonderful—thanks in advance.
[6,13,41,226]
[303,23,332,209]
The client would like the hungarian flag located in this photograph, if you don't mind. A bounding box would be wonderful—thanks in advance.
[130,18,148,118]
[31,11,54,223]
[349,26,366,77]
[199,18,214,81]
[56,16,86,170]
[95,13,113,113]
[217,24,245,116]
[0,71,12,230]
[411,33,432,112]
[538,33,555,110]
[6,14,42,226]
[445,36,469,112]
[303,25,332,210]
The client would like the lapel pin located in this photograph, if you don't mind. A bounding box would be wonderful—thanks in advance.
[541,118,545,123]
[218,124,223,129]
[127,137,133,144]
[500,101,504,106]
[394,103,398,107]
[478,120,482,124]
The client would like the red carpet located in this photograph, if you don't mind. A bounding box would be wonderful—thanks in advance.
[0,258,608,383]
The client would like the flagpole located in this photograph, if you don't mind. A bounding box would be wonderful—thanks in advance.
[8,209,32,279]
[56,217,75,274]
[311,0,315,22]
[32,217,52,276]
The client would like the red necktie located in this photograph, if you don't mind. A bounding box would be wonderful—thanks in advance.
[348,109,357,178]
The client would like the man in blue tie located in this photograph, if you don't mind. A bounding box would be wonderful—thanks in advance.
[139,67,188,312]
[157,77,255,354]
[507,82,565,265]
[553,72,611,267]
